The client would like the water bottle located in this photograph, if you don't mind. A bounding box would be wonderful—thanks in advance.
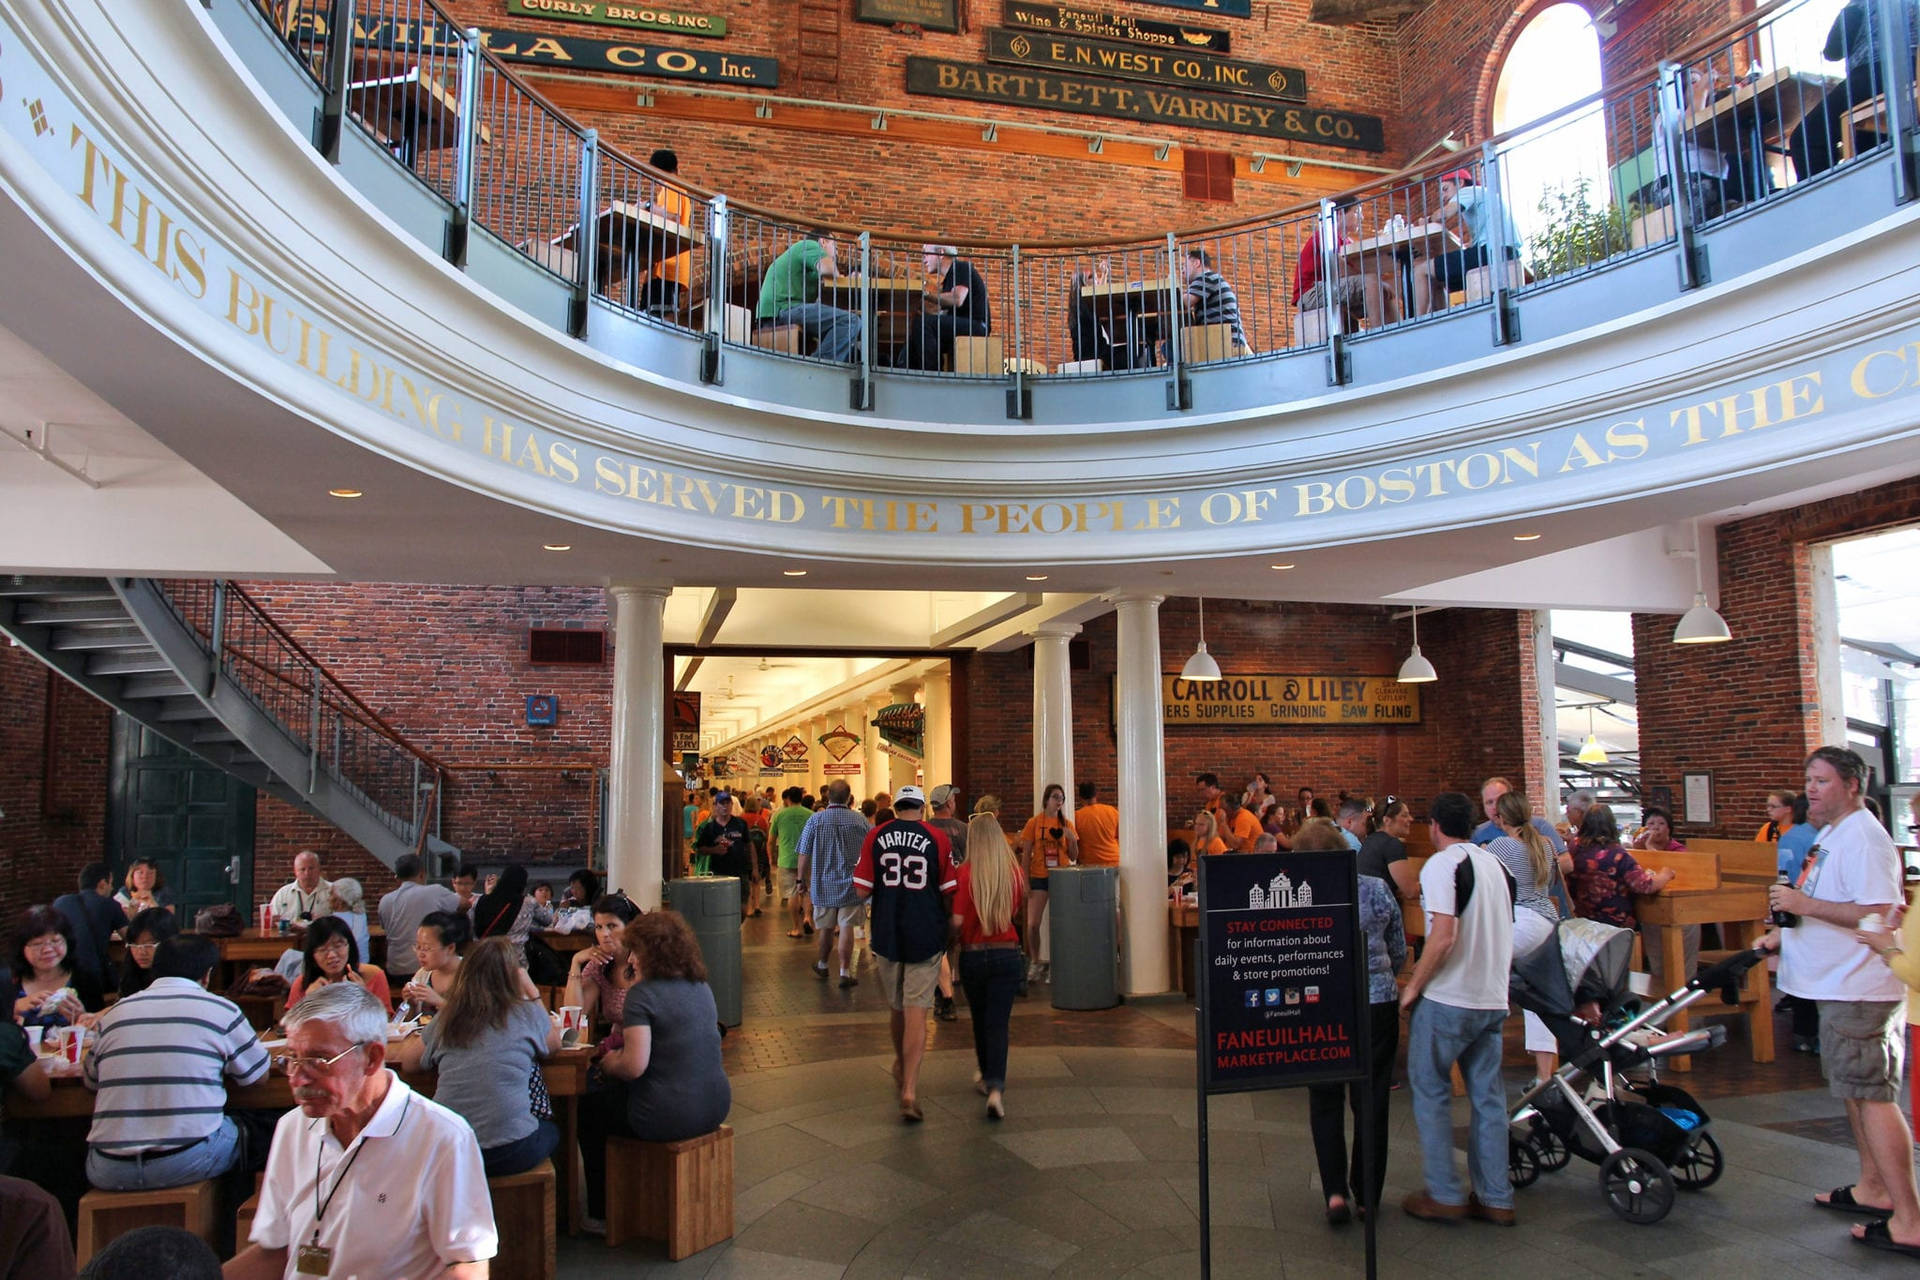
[1770,871,1799,928]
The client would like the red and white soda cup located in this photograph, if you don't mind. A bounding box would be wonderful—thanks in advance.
[62,1027,86,1064]
[259,903,274,932]
[558,1006,583,1042]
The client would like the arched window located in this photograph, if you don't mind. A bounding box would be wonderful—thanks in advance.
[1489,4,1607,252]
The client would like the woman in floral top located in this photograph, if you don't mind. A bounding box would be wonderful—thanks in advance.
[1570,804,1675,928]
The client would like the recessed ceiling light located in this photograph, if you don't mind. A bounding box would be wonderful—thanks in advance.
[1025,574,1049,581]
[1270,562,1295,570]
[543,543,571,552]
[1512,533,1543,542]
[782,569,807,577]
[327,488,363,499]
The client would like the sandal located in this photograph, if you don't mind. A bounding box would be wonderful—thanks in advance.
[1854,1220,1920,1257]
[785,930,804,939]
[1325,1196,1352,1226]
[1818,1185,1895,1217]
[901,1100,924,1123]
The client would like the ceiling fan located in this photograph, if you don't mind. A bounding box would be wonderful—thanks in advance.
[757,657,799,672]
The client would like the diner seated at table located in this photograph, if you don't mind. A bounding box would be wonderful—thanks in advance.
[51,862,128,990]
[283,915,392,1014]
[896,244,992,372]
[400,909,471,1013]
[395,938,563,1177]
[578,910,731,1223]
[1787,0,1915,181]
[268,850,332,926]
[113,857,173,917]
[563,893,643,1052]
[1191,809,1229,857]
[326,876,371,962]
[1067,257,1149,371]
[1294,196,1397,340]
[9,906,105,1029]
[83,936,268,1192]
[1167,839,1194,898]
[119,907,180,1000]
[640,148,693,320]
[1413,168,1522,315]
[1176,246,1250,358]
[755,233,862,363]
[471,864,556,969]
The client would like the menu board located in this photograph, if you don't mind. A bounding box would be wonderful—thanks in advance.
[1196,850,1366,1092]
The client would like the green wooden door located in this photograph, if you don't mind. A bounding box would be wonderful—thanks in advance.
[109,716,256,918]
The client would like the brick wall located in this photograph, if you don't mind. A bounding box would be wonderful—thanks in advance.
[0,644,112,926]
[1632,476,1920,839]
[958,598,1540,834]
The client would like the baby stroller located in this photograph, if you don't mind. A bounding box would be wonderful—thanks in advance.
[1505,918,1768,1224]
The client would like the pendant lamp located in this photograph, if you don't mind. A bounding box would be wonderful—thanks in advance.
[1396,605,1438,684]
[1180,596,1223,682]
[1575,706,1609,765]
[1673,518,1732,644]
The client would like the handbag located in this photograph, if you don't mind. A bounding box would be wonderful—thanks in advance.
[529,1061,553,1121]
[194,903,244,937]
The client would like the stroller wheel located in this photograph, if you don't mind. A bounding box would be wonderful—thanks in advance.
[1508,1135,1540,1188]
[1600,1147,1676,1224]
[1530,1124,1571,1172]
[1671,1130,1723,1190]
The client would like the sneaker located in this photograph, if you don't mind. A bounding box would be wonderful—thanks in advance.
[581,1215,607,1236]
[1026,961,1042,984]
[813,962,829,981]
[935,994,957,1022]
[1039,963,1052,984]
[1794,1036,1818,1054]
[1401,1191,1467,1223]
[839,973,859,988]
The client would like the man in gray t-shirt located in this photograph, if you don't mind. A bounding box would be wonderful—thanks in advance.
[797,780,872,985]
[378,853,459,981]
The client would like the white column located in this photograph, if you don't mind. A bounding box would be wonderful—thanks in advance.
[807,715,827,797]
[1810,544,1849,749]
[864,694,889,802]
[606,585,671,910]
[923,666,953,791]
[1112,593,1168,995]
[1532,610,1561,808]
[1032,625,1079,819]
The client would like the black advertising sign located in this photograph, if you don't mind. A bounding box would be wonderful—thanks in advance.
[905,58,1385,152]
[986,28,1304,103]
[854,0,962,32]
[1142,0,1254,15]
[1197,850,1367,1092]
[503,0,729,38]
[1004,2,1231,53]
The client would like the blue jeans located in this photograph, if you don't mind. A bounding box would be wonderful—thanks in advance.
[775,303,861,363]
[86,1116,242,1191]
[958,947,1022,1091]
[482,1118,559,1177]
[1407,999,1511,1209]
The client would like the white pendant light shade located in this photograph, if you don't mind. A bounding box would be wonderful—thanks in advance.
[1181,596,1223,682]
[1396,605,1437,683]
[1672,519,1733,644]
[1673,593,1733,644]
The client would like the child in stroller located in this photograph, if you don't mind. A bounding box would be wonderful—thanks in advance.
[1504,916,1768,1223]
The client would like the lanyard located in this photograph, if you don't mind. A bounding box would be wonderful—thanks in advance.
[311,1093,410,1243]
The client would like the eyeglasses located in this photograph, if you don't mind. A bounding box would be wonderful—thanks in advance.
[25,937,65,952]
[127,942,160,954]
[272,1043,366,1075]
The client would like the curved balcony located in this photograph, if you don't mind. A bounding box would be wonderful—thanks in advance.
[1,0,1917,576]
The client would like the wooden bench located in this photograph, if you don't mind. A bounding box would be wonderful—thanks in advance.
[604,1125,734,1259]
[77,1180,220,1267]
[490,1162,557,1280]
[1681,836,1777,883]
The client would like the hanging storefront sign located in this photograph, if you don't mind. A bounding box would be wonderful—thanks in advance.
[905,57,1384,151]
[1005,2,1230,53]
[854,0,961,32]
[819,724,862,762]
[874,702,926,759]
[1156,673,1421,724]
[986,28,1304,102]
[1141,0,1252,17]
[759,743,785,777]
[779,734,811,773]
[671,690,701,753]
[504,0,728,38]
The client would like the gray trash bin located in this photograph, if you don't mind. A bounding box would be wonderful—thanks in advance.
[665,876,742,1027]
[1048,866,1119,1010]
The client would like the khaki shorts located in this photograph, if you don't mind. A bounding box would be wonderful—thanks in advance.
[778,866,799,898]
[1818,998,1904,1102]
[873,955,942,1010]
[814,902,864,931]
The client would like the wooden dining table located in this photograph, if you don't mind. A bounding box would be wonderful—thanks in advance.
[1631,882,1773,1070]
[1683,67,1840,201]
[24,1043,598,1236]
[528,202,704,308]
[1082,276,1177,367]
[822,274,929,350]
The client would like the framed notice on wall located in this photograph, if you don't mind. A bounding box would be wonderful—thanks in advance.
[1683,772,1714,825]
[856,0,961,31]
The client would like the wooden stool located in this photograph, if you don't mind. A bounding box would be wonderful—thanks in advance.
[949,334,1004,375]
[234,1171,265,1248]
[77,1180,219,1266]
[750,325,805,354]
[604,1125,733,1259]
[1182,322,1246,364]
[489,1162,557,1280]
[1054,358,1103,375]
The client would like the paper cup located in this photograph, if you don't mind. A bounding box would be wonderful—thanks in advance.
[558,1005,583,1045]
[1628,971,1653,997]
[24,1025,44,1054]
[62,1027,86,1064]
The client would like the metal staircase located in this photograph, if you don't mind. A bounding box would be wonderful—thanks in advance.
[0,576,459,872]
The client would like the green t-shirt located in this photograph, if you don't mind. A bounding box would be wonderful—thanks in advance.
[757,240,824,320]
[770,803,812,869]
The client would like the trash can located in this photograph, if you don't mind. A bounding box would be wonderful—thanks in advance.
[665,876,742,1027]
[1048,866,1119,1010]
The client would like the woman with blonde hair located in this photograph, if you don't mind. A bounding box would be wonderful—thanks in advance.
[954,814,1027,1119]
[1192,809,1228,856]
[1491,789,1566,1084]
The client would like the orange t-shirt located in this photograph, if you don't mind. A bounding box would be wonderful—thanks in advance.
[652,185,694,285]
[1077,803,1121,866]
[1020,813,1078,878]
[1196,835,1228,856]
[1222,808,1262,850]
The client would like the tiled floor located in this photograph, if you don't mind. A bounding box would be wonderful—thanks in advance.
[554,911,1920,1277]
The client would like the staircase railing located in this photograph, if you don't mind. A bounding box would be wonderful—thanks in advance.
[151,578,445,843]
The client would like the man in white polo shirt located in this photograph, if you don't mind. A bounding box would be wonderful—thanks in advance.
[268,850,333,925]
[1767,745,1920,1259]
[1401,791,1516,1227]
[224,983,495,1280]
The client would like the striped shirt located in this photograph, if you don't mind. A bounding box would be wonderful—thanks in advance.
[1185,269,1246,350]
[84,977,269,1154]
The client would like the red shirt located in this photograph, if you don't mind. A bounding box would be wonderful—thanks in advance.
[1291,225,1347,306]
[953,860,1026,946]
